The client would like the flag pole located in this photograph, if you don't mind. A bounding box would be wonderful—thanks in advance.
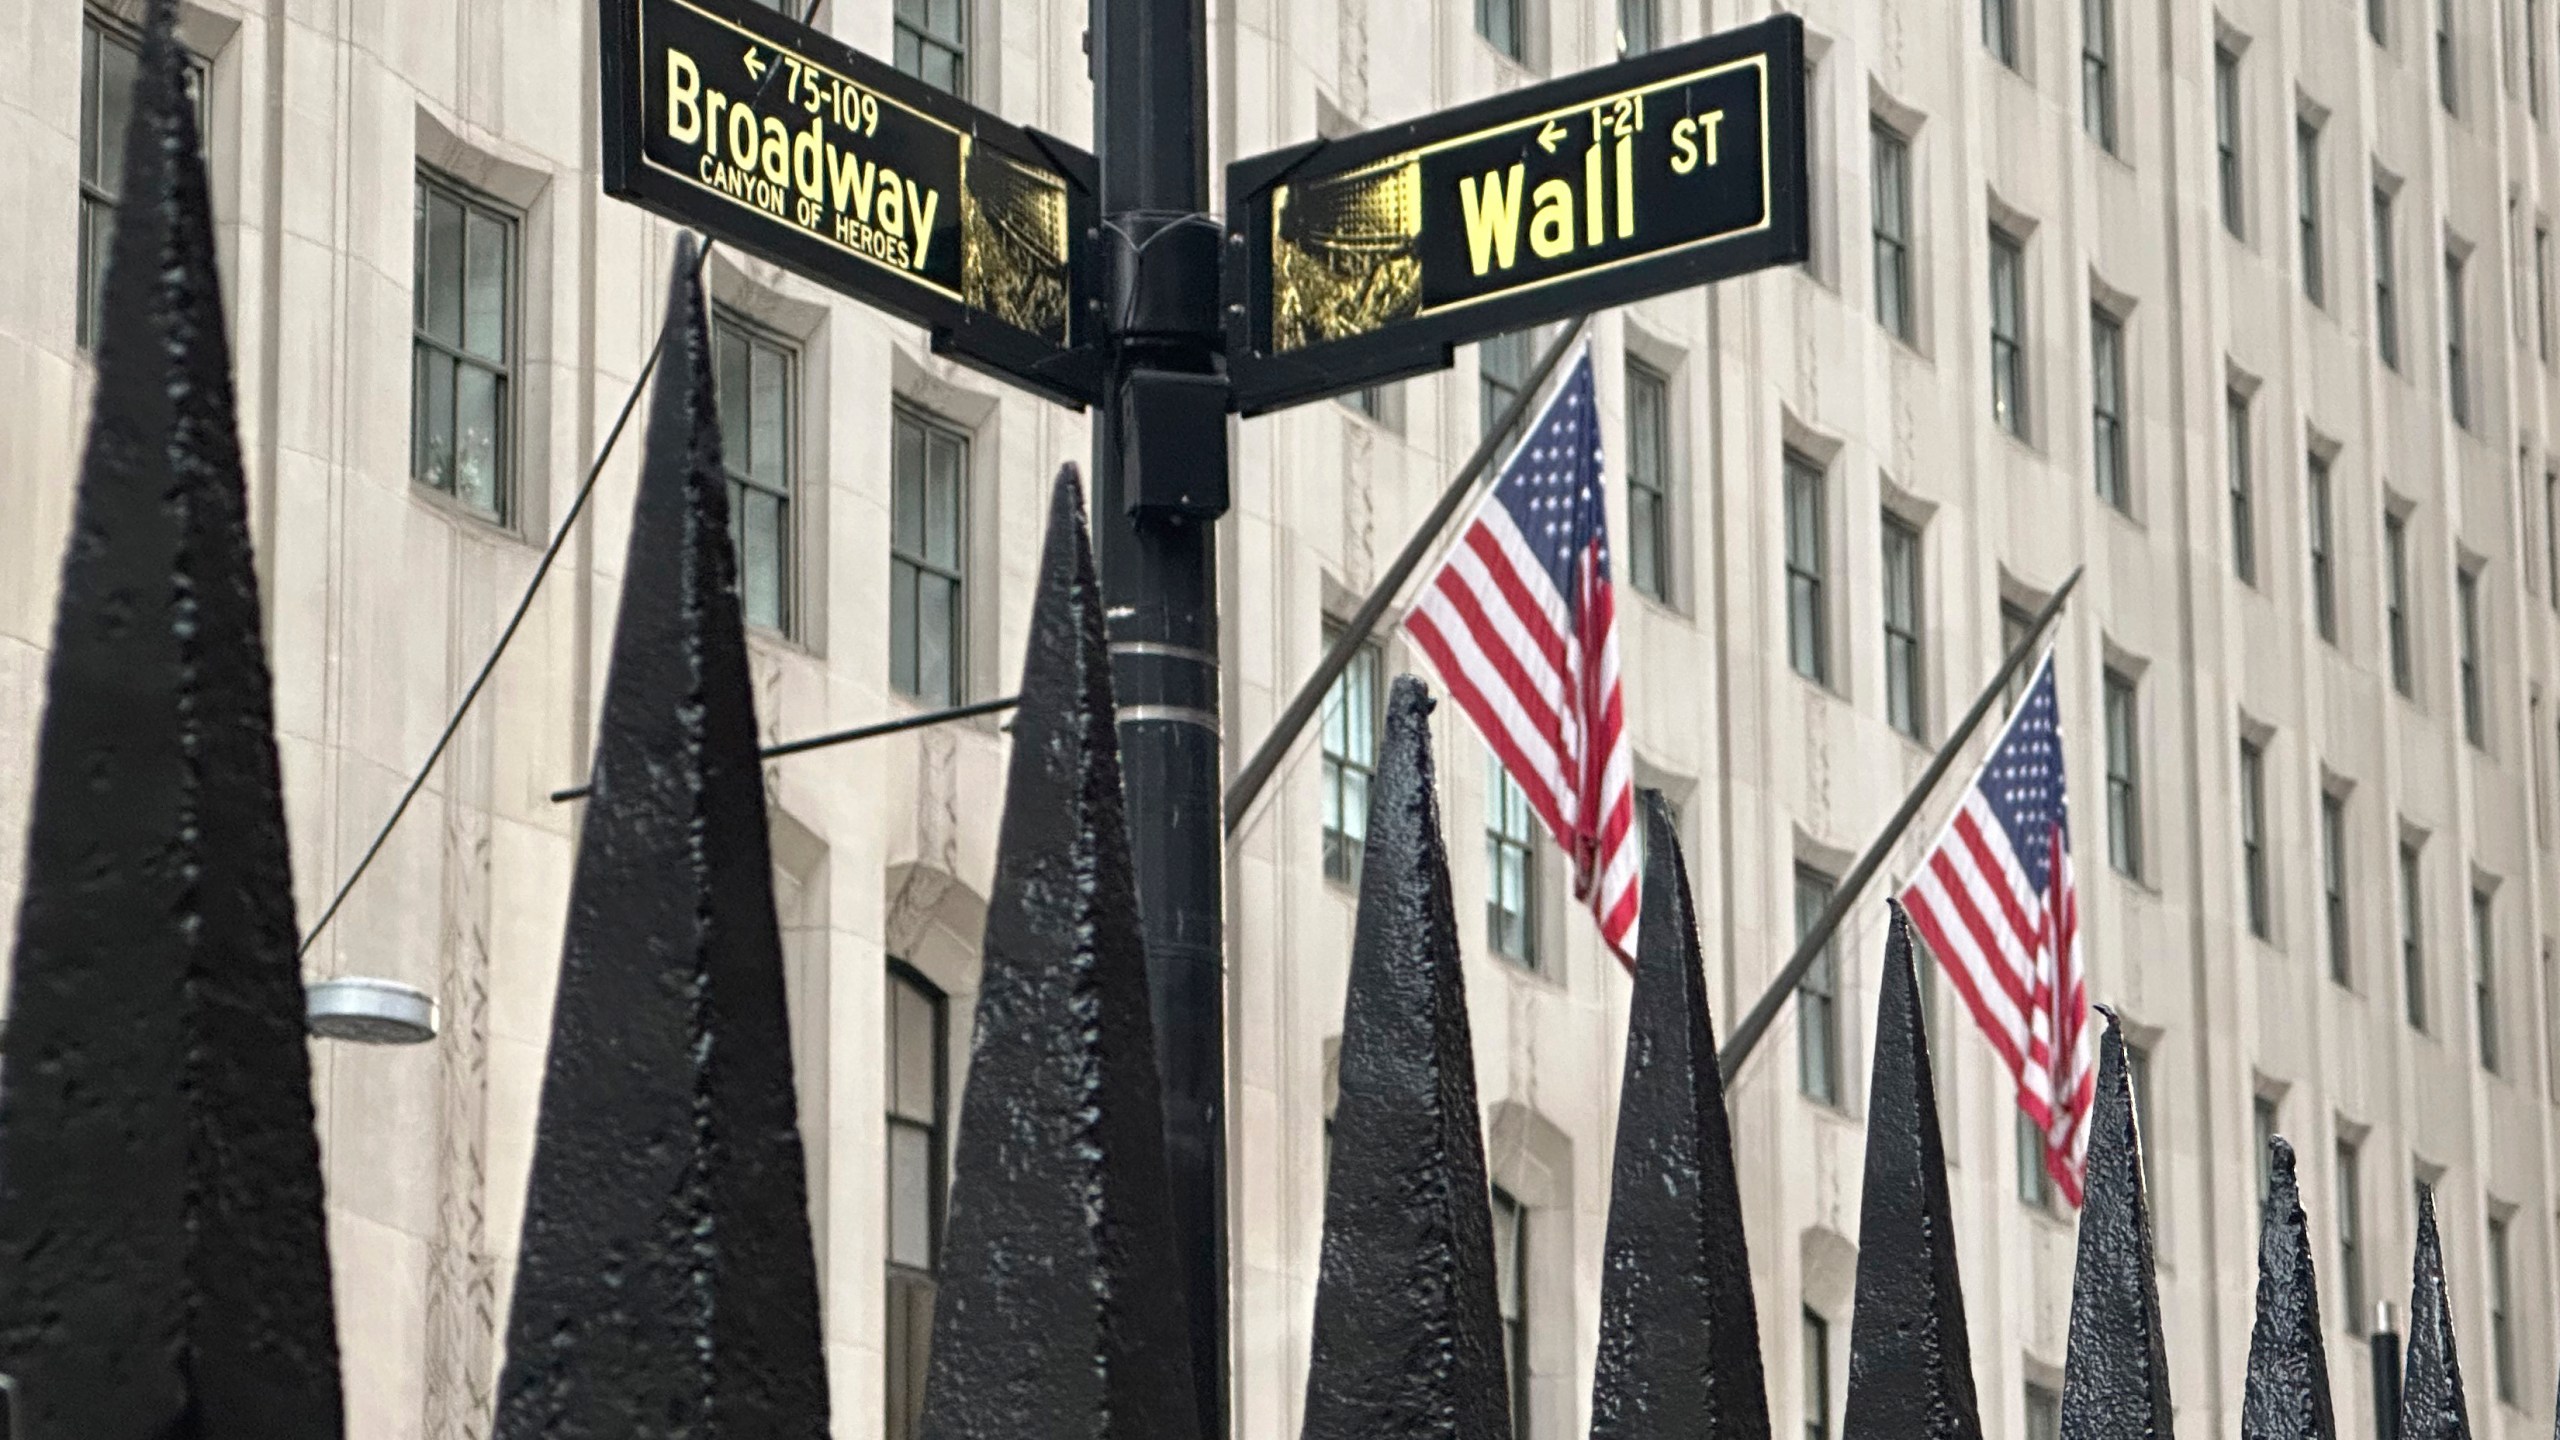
[1222,316,1593,838]
[1716,565,2084,1085]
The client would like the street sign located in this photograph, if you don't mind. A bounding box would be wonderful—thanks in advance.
[600,0,1103,407]
[1223,14,1808,415]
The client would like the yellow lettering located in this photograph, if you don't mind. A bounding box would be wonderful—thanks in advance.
[877,167,905,237]
[793,116,824,201]
[666,49,701,144]
[1583,142,1603,247]
[907,178,939,268]
[828,145,873,219]
[1458,164,1527,275]
[1670,118,1698,175]
[727,104,760,172]
[704,90,729,155]
[1698,109,1726,166]
[1529,178,1575,260]
[760,116,790,187]
[1615,134,1634,238]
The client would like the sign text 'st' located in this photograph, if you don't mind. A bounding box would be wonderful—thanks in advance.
[600,0,1103,406]
[1224,15,1807,414]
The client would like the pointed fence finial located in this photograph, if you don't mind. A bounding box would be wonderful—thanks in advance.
[913,465,1200,1440]
[1589,791,1769,1440]
[2240,1137,2336,1440]
[1301,675,1513,1440]
[2058,1014,2173,1439]
[0,0,345,1433]
[2398,1185,2472,1440]
[494,237,828,1437]
[1842,902,1982,1440]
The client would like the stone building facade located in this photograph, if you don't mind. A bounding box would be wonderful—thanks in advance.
[1,0,2557,1436]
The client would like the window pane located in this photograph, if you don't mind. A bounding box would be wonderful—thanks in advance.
[718,329,752,457]
[751,339,789,486]
[889,1122,935,1268]
[891,562,921,695]
[417,347,457,492]
[919,573,957,705]
[424,190,466,347]
[463,208,508,362]
[894,420,927,556]
[453,363,503,514]
[91,27,138,201]
[742,489,785,631]
[926,434,964,570]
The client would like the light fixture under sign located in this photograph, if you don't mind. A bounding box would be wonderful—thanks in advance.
[305,977,439,1045]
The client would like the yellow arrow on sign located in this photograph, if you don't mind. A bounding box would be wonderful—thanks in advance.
[1537,118,1567,153]
[744,45,766,79]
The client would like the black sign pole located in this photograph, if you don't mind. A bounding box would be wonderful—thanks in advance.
[1091,4,1230,1440]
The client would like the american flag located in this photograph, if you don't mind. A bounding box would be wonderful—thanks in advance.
[1405,349,1638,962]
[1899,650,2096,1205]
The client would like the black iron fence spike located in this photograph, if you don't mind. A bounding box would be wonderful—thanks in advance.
[1300,674,1512,1440]
[494,237,829,1437]
[1841,901,1984,1440]
[914,464,1201,1440]
[0,0,347,1431]
[2398,1185,2472,1440]
[2241,1138,2338,1440]
[1589,790,1770,1440]
[2058,1017,2174,1440]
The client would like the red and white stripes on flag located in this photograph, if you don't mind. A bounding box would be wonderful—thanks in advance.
[1898,650,2096,1205]
[1404,349,1639,963]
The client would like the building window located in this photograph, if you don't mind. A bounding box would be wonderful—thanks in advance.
[412,172,517,521]
[2538,225,2553,360]
[886,963,948,1440]
[893,0,968,95]
[891,406,970,706]
[2488,1212,2517,1402]
[2216,48,2244,236]
[2308,452,2337,641]
[2017,1106,2054,1208]
[1785,450,1830,685]
[1618,0,1658,53]
[2335,1138,2365,1333]
[712,312,797,634]
[2228,390,2257,583]
[2105,670,2143,879]
[1984,0,2018,67]
[2322,792,2351,986]
[2458,565,2485,746]
[1319,630,1382,885]
[2254,1094,2280,1213]
[1796,865,1842,1106]
[1481,329,1535,444]
[2091,310,2129,512]
[2298,119,2324,304]
[2239,738,2271,939]
[2375,188,2402,369]
[1488,1186,1530,1437]
[2548,474,2559,614]
[1802,1310,1833,1440]
[2385,511,2414,695]
[1990,230,2029,438]
[1872,122,1915,342]
[2002,600,2037,711]
[2082,0,2116,150]
[2439,0,2460,110]
[79,15,204,351]
[2533,0,2548,116]
[2448,249,2472,427]
[2473,885,2499,1071]
[2024,1383,2062,1440]
[1486,757,1541,969]
[1626,359,1673,603]
[1883,515,1925,741]
[1478,0,1524,62]
[2402,839,2429,1031]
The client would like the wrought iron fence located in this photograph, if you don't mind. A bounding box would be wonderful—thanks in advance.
[0,5,2504,1439]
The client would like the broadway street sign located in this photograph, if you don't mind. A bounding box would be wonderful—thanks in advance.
[601,0,1103,406]
[1223,14,1808,415]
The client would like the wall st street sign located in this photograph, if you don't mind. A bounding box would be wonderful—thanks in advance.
[1224,14,1809,415]
[600,0,1103,406]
